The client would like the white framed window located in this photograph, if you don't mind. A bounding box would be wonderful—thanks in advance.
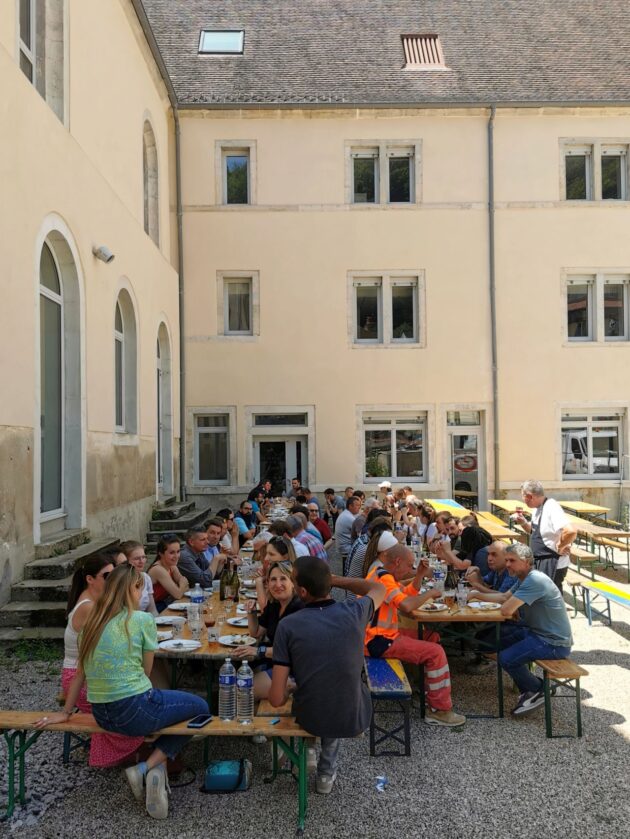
[194,413,230,484]
[565,272,630,343]
[349,271,423,347]
[562,140,630,201]
[347,141,421,205]
[363,413,427,482]
[561,411,623,479]
[113,290,138,434]
[216,271,260,337]
[215,141,256,206]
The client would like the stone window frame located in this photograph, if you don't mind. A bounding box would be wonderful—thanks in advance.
[216,270,260,339]
[562,269,630,345]
[190,406,237,488]
[560,138,630,202]
[347,269,426,349]
[214,140,257,206]
[345,140,423,205]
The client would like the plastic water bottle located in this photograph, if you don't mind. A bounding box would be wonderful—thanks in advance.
[191,583,204,605]
[218,658,236,721]
[433,563,446,594]
[236,661,254,725]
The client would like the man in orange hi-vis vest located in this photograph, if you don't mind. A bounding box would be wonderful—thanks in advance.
[365,539,466,727]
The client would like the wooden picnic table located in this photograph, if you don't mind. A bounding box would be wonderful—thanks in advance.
[475,512,527,544]
[558,500,610,519]
[410,603,510,718]
[489,499,534,515]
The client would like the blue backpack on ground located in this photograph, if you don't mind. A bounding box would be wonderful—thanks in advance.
[201,759,252,793]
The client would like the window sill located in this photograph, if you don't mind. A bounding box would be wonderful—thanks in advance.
[352,342,424,350]
[563,341,630,347]
[112,432,139,447]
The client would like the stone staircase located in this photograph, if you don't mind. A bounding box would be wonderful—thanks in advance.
[0,531,119,641]
[0,497,211,642]
[146,497,212,553]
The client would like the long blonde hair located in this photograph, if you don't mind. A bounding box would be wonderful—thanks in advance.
[79,564,142,669]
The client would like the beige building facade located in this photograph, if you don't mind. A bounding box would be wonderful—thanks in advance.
[0,0,179,602]
[179,106,630,513]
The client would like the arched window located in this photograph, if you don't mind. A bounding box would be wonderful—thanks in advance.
[19,0,65,121]
[114,289,138,433]
[143,120,159,245]
[40,242,63,513]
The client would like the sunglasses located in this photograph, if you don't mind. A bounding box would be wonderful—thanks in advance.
[100,571,111,580]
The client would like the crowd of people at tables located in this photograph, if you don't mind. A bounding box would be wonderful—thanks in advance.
[36,478,575,818]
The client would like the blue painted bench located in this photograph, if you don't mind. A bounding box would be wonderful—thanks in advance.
[364,657,412,757]
[580,580,630,626]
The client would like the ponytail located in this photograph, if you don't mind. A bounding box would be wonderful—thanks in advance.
[66,553,112,617]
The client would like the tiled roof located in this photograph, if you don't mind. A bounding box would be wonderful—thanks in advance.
[140,0,630,107]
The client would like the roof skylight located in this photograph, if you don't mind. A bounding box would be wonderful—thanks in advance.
[199,30,244,55]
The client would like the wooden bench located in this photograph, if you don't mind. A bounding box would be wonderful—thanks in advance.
[579,580,630,627]
[364,657,412,757]
[0,711,311,834]
[592,536,630,578]
[570,545,599,579]
[534,659,588,738]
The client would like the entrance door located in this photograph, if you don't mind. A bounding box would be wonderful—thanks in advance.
[254,436,307,495]
[39,243,64,518]
[447,424,486,510]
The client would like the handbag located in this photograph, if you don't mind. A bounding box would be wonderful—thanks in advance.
[201,759,252,793]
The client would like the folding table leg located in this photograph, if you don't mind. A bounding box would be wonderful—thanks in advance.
[575,678,583,737]
[495,623,504,718]
[543,673,553,738]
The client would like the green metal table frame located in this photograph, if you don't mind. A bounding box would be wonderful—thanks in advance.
[542,671,583,738]
[1,727,309,832]
[418,620,504,719]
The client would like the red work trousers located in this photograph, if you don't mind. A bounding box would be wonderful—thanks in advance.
[383,628,452,711]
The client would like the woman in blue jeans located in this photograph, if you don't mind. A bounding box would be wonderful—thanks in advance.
[36,564,207,819]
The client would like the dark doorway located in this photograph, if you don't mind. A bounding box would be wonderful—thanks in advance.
[259,441,286,495]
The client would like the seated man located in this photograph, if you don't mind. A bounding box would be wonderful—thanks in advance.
[203,518,228,576]
[351,497,380,543]
[468,542,573,715]
[433,517,493,577]
[249,488,269,524]
[286,514,328,561]
[292,505,324,543]
[178,526,218,588]
[301,487,320,512]
[270,556,386,794]
[365,544,466,727]
[215,508,240,556]
[286,477,301,500]
[234,500,257,547]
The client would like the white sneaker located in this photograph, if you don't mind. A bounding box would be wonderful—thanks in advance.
[124,765,144,803]
[146,764,170,820]
[306,747,317,772]
[316,772,337,794]
[252,734,267,745]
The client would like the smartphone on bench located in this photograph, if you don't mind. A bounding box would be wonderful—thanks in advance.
[187,714,213,729]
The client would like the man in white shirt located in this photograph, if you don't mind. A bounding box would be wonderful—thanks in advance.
[514,480,577,592]
[335,495,362,573]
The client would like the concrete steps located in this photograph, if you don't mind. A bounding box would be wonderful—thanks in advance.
[148,504,212,534]
[0,533,119,637]
[0,601,67,628]
[25,537,120,580]
[151,500,195,521]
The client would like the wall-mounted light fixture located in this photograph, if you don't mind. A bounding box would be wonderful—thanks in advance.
[92,245,115,263]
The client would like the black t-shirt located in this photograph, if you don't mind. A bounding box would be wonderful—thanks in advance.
[459,525,492,559]
[273,597,375,738]
[258,595,304,644]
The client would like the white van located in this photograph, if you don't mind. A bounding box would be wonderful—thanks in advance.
[562,430,619,475]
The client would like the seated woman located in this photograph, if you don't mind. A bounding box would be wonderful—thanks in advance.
[148,535,188,612]
[62,554,144,767]
[119,540,158,616]
[38,565,208,820]
[233,548,302,700]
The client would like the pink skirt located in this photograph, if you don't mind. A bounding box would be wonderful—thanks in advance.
[61,668,144,768]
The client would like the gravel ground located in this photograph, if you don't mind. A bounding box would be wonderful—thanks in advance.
[2,549,630,838]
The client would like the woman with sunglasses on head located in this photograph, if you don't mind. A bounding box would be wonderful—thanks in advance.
[61,554,143,767]
[233,550,303,700]
[148,535,188,613]
[37,564,208,819]
[119,540,158,616]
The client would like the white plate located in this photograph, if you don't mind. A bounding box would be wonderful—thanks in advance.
[236,604,247,614]
[155,616,174,625]
[166,602,189,611]
[242,579,256,588]
[468,602,501,611]
[158,639,202,651]
[218,634,257,647]
[420,602,449,612]
[240,590,257,599]
[157,631,173,642]
[227,617,249,627]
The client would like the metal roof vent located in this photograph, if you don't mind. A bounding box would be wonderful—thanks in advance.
[402,34,448,70]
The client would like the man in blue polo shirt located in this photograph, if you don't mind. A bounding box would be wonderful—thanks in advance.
[468,541,572,715]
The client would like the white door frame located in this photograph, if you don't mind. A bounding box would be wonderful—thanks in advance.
[253,436,308,494]
[447,424,486,509]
